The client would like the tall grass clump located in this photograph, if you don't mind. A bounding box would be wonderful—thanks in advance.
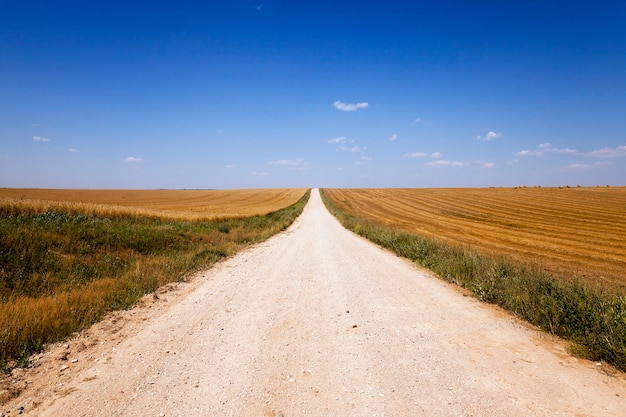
[0,190,310,370]
[320,189,626,371]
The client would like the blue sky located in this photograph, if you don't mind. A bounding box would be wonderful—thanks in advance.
[1,1,625,189]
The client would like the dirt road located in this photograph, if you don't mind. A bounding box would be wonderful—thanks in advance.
[4,189,625,416]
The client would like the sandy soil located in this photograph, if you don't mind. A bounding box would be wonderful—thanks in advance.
[2,189,625,416]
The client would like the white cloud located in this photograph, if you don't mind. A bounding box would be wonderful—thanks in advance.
[389,134,397,142]
[477,131,501,141]
[587,145,626,158]
[430,152,443,159]
[414,117,421,124]
[270,158,306,166]
[33,136,50,142]
[225,164,238,169]
[252,171,269,176]
[516,149,542,157]
[256,4,263,11]
[482,162,495,169]
[332,100,369,112]
[125,156,144,163]
[485,131,501,141]
[516,143,578,157]
[563,164,590,170]
[361,156,373,161]
[328,136,346,144]
[338,145,362,153]
[425,160,469,167]
[68,148,79,153]
[403,152,428,158]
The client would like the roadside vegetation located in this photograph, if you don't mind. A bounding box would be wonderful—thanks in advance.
[320,188,626,372]
[0,190,310,372]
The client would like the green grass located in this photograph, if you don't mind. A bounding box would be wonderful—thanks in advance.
[0,190,310,371]
[320,189,626,372]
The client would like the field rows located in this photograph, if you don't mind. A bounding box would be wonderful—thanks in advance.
[0,189,310,367]
[324,187,626,289]
[0,188,307,220]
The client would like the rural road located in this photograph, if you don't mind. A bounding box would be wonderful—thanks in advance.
[7,189,626,416]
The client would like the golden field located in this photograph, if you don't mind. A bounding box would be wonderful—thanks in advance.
[0,189,310,369]
[0,188,307,220]
[324,187,626,289]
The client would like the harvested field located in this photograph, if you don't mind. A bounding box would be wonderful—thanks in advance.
[323,187,626,289]
[0,189,310,368]
[0,188,307,220]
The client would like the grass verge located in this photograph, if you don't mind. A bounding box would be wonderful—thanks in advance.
[0,190,310,372]
[320,189,626,372]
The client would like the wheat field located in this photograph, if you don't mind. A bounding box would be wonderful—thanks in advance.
[324,187,626,289]
[0,188,307,220]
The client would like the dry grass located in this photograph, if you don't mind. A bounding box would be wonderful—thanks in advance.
[0,188,307,221]
[0,189,310,370]
[323,187,626,290]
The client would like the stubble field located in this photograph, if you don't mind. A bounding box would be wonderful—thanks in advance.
[323,187,626,289]
[0,188,307,220]
[0,188,309,370]
[322,187,626,369]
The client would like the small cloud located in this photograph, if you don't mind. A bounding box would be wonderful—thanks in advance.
[425,160,469,167]
[354,156,373,165]
[517,143,578,157]
[389,134,397,142]
[216,129,223,134]
[482,162,495,169]
[328,136,346,144]
[252,171,269,177]
[414,117,421,124]
[270,158,306,167]
[563,164,590,170]
[32,123,40,127]
[477,131,501,141]
[125,156,144,163]
[403,152,428,158]
[485,131,501,141]
[68,148,79,153]
[587,145,626,158]
[33,136,50,142]
[430,152,443,159]
[332,100,369,112]
[225,164,238,169]
[516,149,542,157]
[256,4,263,11]
[338,145,362,153]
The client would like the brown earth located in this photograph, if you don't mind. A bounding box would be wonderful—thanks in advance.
[2,189,625,416]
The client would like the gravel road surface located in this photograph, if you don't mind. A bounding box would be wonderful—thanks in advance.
[4,189,625,416]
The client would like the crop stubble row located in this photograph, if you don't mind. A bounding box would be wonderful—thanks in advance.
[324,187,626,289]
[0,188,308,220]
